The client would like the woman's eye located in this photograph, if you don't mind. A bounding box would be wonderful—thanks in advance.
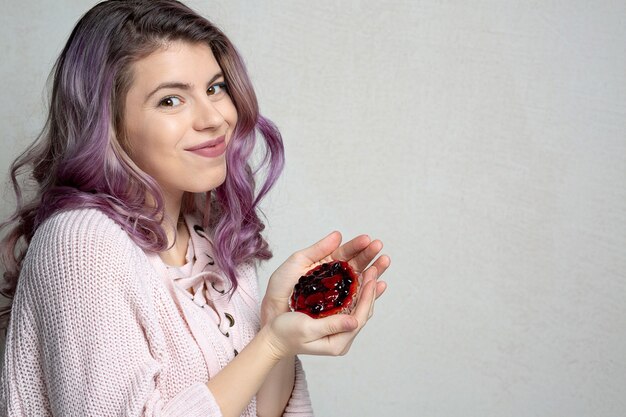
[207,82,227,96]
[159,96,182,107]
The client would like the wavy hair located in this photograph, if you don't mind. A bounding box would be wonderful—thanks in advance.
[0,0,284,324]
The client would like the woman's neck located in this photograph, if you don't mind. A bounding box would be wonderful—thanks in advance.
[159,190,190,267]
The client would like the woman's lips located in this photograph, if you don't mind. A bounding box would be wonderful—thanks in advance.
[185,135,226,158]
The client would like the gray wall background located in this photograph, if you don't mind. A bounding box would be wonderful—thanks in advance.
[1,1,625,416]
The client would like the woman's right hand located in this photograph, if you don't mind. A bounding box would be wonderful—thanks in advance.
[263,266,381,359]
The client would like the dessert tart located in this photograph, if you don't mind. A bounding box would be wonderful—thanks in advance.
[289,261,361,318]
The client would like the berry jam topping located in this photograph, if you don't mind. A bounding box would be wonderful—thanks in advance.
[289,260,360,318]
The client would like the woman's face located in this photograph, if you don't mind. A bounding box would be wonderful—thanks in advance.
[123,41,237,199]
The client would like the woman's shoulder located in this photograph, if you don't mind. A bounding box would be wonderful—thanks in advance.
[27,208,143,274]
[35,207,128,242]
[19,208,156,304]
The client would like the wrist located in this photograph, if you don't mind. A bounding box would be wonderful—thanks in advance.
[258,323,289,362]
[260,297,289,326]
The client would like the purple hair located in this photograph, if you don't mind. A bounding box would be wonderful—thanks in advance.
[0,0,284,320]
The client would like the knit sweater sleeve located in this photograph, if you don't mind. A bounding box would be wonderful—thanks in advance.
[0,209,223,417]
[282,357,314,415]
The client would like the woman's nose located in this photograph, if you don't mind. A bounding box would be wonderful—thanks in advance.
[193,97,225,131]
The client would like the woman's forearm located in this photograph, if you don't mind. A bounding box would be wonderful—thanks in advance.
[256,299,296,416]
[206,326,282,417]
[256,354,296,417]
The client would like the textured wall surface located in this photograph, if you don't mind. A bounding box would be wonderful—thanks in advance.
[1,1,625,416]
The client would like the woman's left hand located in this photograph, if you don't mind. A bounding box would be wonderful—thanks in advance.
[260,231,391,326]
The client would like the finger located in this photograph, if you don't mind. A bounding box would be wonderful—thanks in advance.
[339,339,355,356]
[360,253,391,280]
[368,283,376,319]
[337,281,376,348]
[297,231,342,264]
[308,313,358,339]
[352,279,376,327]
[347,239,383,273]
[310,282,377,356]
[309,283,373,356]
[375,281,387,299]
[327,234,371,263]
[369,254,391,278]
[360,266,379,294]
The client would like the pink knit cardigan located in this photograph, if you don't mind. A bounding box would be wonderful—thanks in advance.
[0,208,313,416]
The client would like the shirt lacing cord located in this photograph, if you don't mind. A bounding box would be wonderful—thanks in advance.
[173,271,234,337]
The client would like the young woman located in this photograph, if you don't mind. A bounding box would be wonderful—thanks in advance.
[0,1,390,416]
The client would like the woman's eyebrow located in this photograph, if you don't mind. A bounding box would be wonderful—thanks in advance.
[144,72,224,102]
[145,82,192,102]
